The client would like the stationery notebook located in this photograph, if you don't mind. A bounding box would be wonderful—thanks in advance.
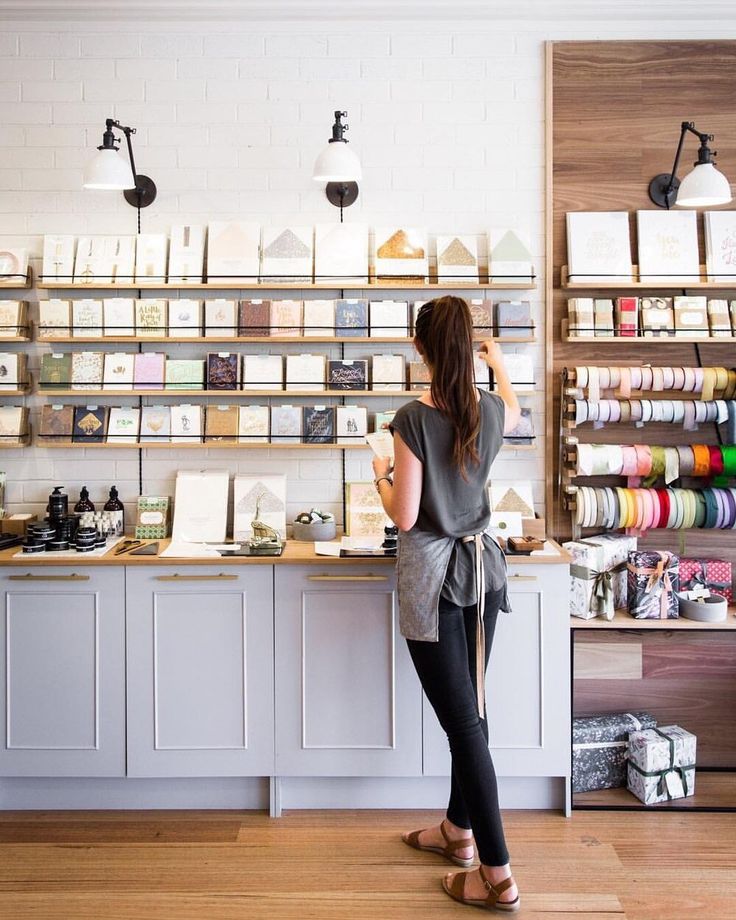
[103,298,135,337]
[133,352,165,390]
[369,300,408,338]
[38,404,74,442]
[303,299,334,337]
[435,234,480,281]
[328,359,368,391]
[207,221,261,283]
[40,353,72,389]
[270,404,302,444]
[165,358,205,390]
[135,298,168,336]
[140,406,171,443]
[135,234,168,283]
[303,406,335,444]
[205,404,239,442]
[269,299,302,336]
[42,234,75,282]
[336,405,368,445]
[566,211,633,283]
[242,354,283,391]
[260,225,313,282]
[71,351,104,390]
[168,224,205,283]
[39,299,71,338]
[314,223,369,284]
[286,354,325,391]
[207,352,240,390]
[594,298,615,337]
[615,297,639,337]
[637,210,700,282]
[168,298,202,336]
[238,405,270,443]
[170,404,203,443]
[372,354,405,391]
[204,298,238,336]
[72,406,108,443]
[238,299,270,337]
[103,352,135,391]
[72,299,103,337]
[107,407,140,444]
[335,299,368,337]
[488,228,534,282]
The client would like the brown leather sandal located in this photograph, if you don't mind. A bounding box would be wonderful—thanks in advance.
[442,865,520,912]
[402,818,475,868]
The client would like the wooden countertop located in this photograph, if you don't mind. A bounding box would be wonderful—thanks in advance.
[572,607,736,630]
[0,538,571,567]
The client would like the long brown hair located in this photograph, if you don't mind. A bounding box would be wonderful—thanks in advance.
[414,296,480,479]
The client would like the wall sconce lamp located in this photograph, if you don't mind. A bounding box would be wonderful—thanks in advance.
[649,121,732,208]
[83,118,157,209]
[312,110,362,216]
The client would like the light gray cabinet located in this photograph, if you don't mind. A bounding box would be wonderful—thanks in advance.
[0,567,126,777]
[274,565,422,776]
[422,564,570,778]
[125,566,274,777]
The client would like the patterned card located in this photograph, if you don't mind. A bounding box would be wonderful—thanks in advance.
[73,237,106,284]
[170,404,203,443]
[135,298,167,336]
[233,474,287,540]
[242,354,283,391]
[373,227,429,280]
[705,211,736,283]
[72,406,108,443]
[303,406,334,444]
[0,300,23,338]
[39,404,74,441]
[238,299,270,337]
[314,223,369,284]
[207,352,240,390]
[566,212,633,283]
[328,359,367,390]
[286,354,325,391]
[409,361,431,390]
[369,300,408,337]
[71,351,103,390]
[103,352,135,391]
[98,235,135,283]
[345,482,391,537]
[205,405,239,442]
[133,352,165,390]
[103,298,135,337]
[168,224,205,283]
[140,406,171,443]
[207,221,260,283]
[372,354,405,391]
[303,299,334,337]
[40,353,72,388]
[42,235,75,282]
[637,210,699,282]
[39,299,71,338]
[107,407,140,444]
[496,300,533,337]
[238,405,270,443]
[165,358,205,390]
[260,226,313,282]
[436,234,480,281]
[204,298,237,336]
[270,404,302,443]
[335,299,368,336]
[468,299,494,336]
[336,405,367,445]
[135,234,168,283]
[168,298,202,336]
[488,228,534,282]
[72,299,103,337]
[503,407,535,445]
[269,299,302,336]
[373,409,396,432]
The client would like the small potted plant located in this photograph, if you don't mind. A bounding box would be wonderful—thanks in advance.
[292,508,337,542]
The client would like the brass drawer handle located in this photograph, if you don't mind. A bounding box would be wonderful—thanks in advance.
[7,573,91,582]
[155,573,239,582]
[308,575,389,582]
[507,574,538,582]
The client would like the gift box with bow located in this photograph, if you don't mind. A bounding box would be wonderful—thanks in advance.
[627,550,680,619]
[627,725,696,805]
[679,558,732,604]
[573,711,657,793]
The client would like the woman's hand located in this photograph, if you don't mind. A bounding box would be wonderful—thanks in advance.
[479,339,504,370]
[372,456,393,479]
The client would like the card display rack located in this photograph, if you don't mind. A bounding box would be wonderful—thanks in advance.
[561,265,736,291]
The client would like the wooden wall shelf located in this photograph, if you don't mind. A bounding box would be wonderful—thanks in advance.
[561,265,736,291]
[38,279,537,292]
[0,269,32,289]
[35,387,420,398]
[560,319,735,344]
[572,771,736,811]
[572,608,736,630]
[35,332,537,345]
[34,439,534,452]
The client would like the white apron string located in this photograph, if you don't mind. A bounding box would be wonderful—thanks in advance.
[462,533,486,718]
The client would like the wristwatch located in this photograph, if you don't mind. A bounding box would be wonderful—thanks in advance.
[374,475,393,492]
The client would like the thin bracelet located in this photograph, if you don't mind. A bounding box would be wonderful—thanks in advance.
[374,476,393,492]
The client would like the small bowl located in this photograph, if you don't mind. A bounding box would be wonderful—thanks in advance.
[291,520,337,542]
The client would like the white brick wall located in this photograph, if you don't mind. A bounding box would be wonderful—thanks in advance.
[1,17,735,527]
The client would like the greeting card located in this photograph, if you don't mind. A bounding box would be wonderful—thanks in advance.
[71,351,103,390]
[168,224,205,283]
[107,407,140,444]
[168,298,202,336]
[335,298,368,336]
[204,298,237,336]
[488,228,534,282]
[135,298,167,336]
[566,212,633,283]
[260,226,313,282]
[39,299,71,338]
[436,234,480,281]
[134,234,168,283]
[373,227,428,280]
[303,299,334,337]
[38,404,74,441]
[103,352,135,391]
[133,352,165,390]
[98,235,135,283]
[238,405,270,443]
[372,354,405,391]
[207,221,260,283]
[286,354,325,391]
[73,237,107,284]
[42,235,75,282]
[637,210,699,282]
[369,300,408,337]
[270,404,302,444]
[72,298,103,337]
[345,482,391,536]
[233,474,287,540]
[165,358,205,390]
[103,298,135,337]
[242,353,283,391]
[140,406,171,443]
[303,406,334,443]
[328,359,368,390]
[336,405,367,445]
[207,352,240,390]
[170,404,203,443]
[205,405,239,442]
[269,299,302,336]
[705,211,736,283]
[314,223,369,284]
[72,406,108,443]
[238,299,270,337]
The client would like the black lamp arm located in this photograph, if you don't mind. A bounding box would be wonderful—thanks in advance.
[664,121,714,196]
[102,118,140,187]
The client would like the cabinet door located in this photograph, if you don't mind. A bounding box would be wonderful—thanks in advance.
[126,566,273,777]
[0,566,125,777]
[423,565,570,777]
[274,566,422,776]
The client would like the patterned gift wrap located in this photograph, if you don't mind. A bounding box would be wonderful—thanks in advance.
[564,541,606,619]
[679,558,733,603]
[581,533,638,612]
[572,711,657,793]
[627,725,696,805]
[627,550,680,619]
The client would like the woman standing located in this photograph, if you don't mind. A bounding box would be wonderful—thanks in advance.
[372,296,522,912]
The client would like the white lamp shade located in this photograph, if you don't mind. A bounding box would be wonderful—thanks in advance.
[312,141,362,182]
[83,148,135,190]
[676,161,732,207]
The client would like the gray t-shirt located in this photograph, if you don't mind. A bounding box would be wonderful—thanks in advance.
[389,389,507,606]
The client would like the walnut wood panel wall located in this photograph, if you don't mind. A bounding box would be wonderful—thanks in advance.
[546,40,736,568]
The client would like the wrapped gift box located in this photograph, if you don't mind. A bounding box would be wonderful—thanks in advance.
[627,550,680,619]
[581,533,637,612]
[573,711,657,793]
[564,538,634,620]
[627,725,696,805]
[679,558,732,603]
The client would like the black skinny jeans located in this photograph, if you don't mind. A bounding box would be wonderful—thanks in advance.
[406,585,509,867]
